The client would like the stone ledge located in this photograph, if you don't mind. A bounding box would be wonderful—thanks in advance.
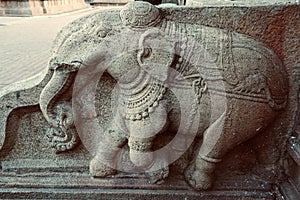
[0,188,276,200]
[1,159,89,173]
[0,172,277,199]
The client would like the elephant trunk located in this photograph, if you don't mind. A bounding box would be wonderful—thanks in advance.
[39,64,78,126]
[39,64,80,153]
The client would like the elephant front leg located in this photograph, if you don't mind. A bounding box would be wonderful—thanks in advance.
[128,136,154,169]
[125,103,170,184]
[90,121,127,177]
[128,136,169,184]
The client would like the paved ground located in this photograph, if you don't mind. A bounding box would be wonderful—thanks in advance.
[0,6,116,89]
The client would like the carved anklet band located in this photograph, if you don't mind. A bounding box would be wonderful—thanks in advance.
[200,155,222,163]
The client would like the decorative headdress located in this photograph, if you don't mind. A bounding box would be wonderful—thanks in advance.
[120,1,162,29]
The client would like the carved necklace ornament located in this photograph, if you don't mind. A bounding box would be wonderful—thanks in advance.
[118,70,167,121]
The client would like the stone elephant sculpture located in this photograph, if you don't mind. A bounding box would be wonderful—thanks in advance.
[39,2,288,190]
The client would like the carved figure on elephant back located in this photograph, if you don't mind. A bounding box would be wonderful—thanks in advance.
[39,2,288,190]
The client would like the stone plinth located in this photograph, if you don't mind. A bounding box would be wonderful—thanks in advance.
[0,1,299,199]
[0,0,89,16]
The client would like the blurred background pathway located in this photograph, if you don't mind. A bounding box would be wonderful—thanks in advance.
[0,6,115,89]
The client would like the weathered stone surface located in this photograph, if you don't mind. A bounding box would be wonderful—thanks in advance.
[0,1,299,199]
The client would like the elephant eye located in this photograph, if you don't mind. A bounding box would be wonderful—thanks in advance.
[142,47,152,59]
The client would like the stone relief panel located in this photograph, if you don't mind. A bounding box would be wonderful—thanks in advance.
[1,2,299,198]
[36,2,288,191]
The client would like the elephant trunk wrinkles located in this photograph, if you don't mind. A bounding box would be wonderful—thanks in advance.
[39,65,78,126]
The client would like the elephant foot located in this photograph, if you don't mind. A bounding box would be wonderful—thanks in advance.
[129,151,154,169]
[90,157,117,178]
[185,159,217,190]
[146,159,169,184]
[185,163,212,190]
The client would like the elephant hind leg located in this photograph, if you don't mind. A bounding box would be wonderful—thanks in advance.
[199,98,275,161]
[185,111,225,190]
[90,121,127,177]
[186,98,275,190]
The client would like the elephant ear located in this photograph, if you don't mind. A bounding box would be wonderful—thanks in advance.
[137,28,177,82]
